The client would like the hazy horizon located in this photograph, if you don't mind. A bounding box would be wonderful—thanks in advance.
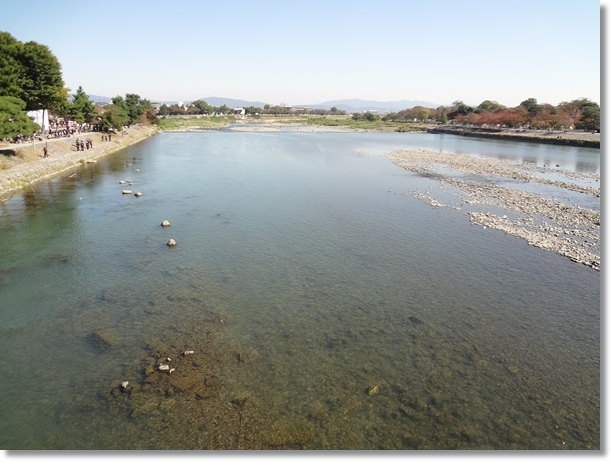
[0,0,601,109]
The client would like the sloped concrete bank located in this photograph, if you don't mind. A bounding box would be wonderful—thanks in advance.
[0,125,158,200]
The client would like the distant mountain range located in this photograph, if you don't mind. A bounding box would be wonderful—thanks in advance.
[301,99,439,112]
[196,97,269,108]
[196,97,438,112]
[89,95,439,112]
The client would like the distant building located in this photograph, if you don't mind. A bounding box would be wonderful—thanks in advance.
[234,107,245,116]
[151,102,162,112]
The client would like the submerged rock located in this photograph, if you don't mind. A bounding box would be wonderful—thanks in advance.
[89,329,115,350]
[368,385,380,396]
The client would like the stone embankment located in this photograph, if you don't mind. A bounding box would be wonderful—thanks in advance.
[0,125,158,200]
[386,149,600,271]
[428,126,600,148]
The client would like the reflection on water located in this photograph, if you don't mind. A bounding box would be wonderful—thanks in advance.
[0,132,600,449]
[433,133,599,174]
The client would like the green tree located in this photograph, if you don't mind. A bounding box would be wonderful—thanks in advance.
[17,40,65,112]
[110,96,129,126]
[476,100,505,113]
[448,100,474,119]
[158,104,170,116]
[0,32,23,99]
[192,100,214,115]
[519,98,540,116]
[125,93,151,124]
[570,98,600,131]
[0,33,65,134]
[437,109,448,123]
[70,86,97,124]
[0,96,39,139]
[101,105,126,131]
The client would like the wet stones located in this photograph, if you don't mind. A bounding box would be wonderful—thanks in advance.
[386,149,600,271]
[368,385,380,396]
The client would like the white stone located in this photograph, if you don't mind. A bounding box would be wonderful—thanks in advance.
[161,220,170,227]
[134,192,142,197]
[121,381,129,389]
[183,351,195,356]
[167,239,177,246]
[122,190,132,194]
[158,364,170,371]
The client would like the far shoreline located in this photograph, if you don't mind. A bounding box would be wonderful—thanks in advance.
[0,118,600,201]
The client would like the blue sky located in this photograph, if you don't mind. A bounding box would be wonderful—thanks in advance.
[0,0,602,107]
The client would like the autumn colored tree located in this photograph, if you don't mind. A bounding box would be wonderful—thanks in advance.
[141,106,159,125]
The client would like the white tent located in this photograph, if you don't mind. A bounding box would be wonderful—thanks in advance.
[26,109,49,133]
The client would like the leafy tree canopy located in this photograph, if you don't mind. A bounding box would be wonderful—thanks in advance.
[0,96,39,138]
[70,86,97,124]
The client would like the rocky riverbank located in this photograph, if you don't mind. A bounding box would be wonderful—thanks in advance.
[0,125,158,200]
[386,149,600,271]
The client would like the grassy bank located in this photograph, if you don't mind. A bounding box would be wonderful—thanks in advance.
[157,116,237,130]
[303,116,428,132]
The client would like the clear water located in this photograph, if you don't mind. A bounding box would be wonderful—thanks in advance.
[0,131,600,449]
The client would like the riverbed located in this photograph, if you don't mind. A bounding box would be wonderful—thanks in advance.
[0,130,600,449]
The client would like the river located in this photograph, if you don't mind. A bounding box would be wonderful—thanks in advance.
[0,130,600,449]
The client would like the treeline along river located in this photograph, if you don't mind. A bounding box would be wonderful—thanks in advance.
[0,129,600,449]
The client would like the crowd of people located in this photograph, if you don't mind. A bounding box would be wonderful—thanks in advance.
[74,138,94,151]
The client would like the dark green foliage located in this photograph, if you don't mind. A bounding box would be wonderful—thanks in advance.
[125,93,151,124]
[570,98,600,131]
[70,86,97,124]
[0,32,23,98]
[519,98,540,116]
[101,105,126,131]
[0,96,39,138]
[192,100,214,115]
[16,40,64,112]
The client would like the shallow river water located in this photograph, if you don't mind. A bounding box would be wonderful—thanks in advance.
[0,131,600,449]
